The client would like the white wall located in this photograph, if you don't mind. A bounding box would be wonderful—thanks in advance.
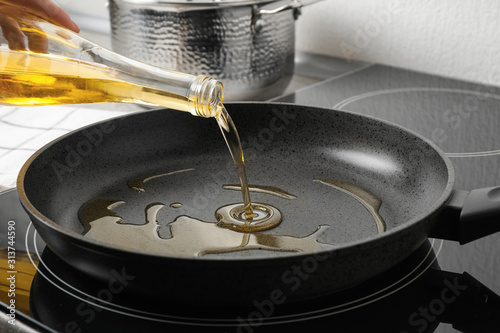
[296,0,500,86]
[59,0,500,86]
[57,0,108,19]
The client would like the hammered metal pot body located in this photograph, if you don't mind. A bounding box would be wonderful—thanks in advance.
[108,0,296,100]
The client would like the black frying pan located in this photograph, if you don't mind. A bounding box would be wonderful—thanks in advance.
[17,103,500,306]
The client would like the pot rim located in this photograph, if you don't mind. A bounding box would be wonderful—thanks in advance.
[111,0,276,9]
[109,0,322,14]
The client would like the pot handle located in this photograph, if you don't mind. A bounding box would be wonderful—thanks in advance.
[255,0,324,16]
[252,0,324,32]
[429,187,500,244]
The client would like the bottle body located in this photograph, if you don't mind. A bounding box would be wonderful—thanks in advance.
[0,7,223,117]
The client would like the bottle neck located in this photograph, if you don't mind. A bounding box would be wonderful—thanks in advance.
[188,76,224,118]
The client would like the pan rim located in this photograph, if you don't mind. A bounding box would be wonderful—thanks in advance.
[16,102,456,263]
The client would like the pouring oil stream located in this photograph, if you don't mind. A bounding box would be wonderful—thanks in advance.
[215,106,257,219]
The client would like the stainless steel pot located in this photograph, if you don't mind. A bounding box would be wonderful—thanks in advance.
[107,0,320,100]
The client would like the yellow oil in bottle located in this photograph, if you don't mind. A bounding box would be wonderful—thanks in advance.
[0,49,191,111]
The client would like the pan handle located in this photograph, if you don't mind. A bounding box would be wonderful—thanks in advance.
[426,270,500,331]
[429,187,500,244]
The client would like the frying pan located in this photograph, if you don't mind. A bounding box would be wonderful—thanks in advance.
[17,103,500,306]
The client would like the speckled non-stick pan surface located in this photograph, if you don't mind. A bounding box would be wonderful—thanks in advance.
[18,103,456,305]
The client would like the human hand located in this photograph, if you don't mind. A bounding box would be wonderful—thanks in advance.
[0,0,79,32]
[0,1,78,53]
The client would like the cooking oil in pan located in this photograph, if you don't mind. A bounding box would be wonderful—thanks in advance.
[129,167,284,233]
[79,194,333,258]
[314,178,387,233]
[78,168,387,257]
[216,184,295,232]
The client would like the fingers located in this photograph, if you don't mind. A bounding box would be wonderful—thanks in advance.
[0,8,27,50]
[0,0,79,32]
[0,5,49,53]
[25,22,49,53]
